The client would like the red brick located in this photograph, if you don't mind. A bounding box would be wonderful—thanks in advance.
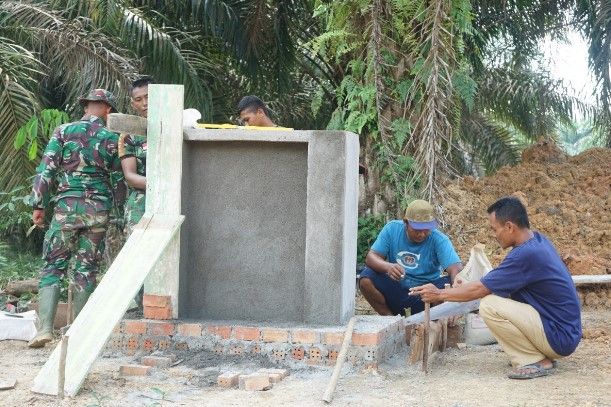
[112,322,123,334]
[148,321,175,336]
[143,294,171,308]
[307,347,324,365]
[218,372,241,388]
[144,306,172,320]
[291,329,319,344]
[141,356,173,368]
[233,326,260,341]
[323,331,344,345]
[239,373,271,391]
[262,328,289,343]
[352,332,381,346]
[120,364,151,376]
[291,347,305,360]
[327,349,339,364]
[143,338,155,351]
[127,336,139,350]
[124,320,147,335]
[207,325,231,339]
[157,338,171,350]
[177,323,202,336]
[257,368,289,381]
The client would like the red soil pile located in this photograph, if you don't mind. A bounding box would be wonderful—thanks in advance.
[442,141,610,307]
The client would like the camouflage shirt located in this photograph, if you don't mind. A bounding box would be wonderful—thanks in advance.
[31,115,126,212]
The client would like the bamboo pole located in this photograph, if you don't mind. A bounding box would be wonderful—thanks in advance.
[58,335,69,399]
[322,316,357,403]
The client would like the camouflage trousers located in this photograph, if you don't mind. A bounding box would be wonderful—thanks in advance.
[124,190,145,236]
[40,201,109,292]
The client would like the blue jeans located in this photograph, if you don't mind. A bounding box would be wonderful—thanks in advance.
[359,267,450,316]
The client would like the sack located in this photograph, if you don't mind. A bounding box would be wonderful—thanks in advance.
[464,312,497,345]
[455,243,493,283]
[0,310,37,341]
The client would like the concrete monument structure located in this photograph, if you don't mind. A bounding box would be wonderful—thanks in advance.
[180,130,359,325]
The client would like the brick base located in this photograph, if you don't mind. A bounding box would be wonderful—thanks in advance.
[108,316,406,368]
[143,294,173,320]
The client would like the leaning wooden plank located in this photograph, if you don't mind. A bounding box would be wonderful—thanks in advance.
[31,215,183,397]
[107,113,147,136]
[405,300,480,325]
[572,275,611,285]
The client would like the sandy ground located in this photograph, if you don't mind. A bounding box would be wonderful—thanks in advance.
[0,309,609,407]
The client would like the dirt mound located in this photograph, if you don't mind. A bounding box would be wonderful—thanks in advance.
[442,144,610,294]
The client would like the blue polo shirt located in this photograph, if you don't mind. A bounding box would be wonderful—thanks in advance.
[370,220,461,289]
[480,232,582,356]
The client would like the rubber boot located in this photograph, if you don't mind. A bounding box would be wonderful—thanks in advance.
[72,289,92,320]
[28,285,60,348]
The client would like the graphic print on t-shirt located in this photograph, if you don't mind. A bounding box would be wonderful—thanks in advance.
[396,251,420,269]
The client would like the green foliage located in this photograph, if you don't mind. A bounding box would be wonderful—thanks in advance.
[0,240,42,290]
[0,185,44,251]
[558,120,605,155]
[357,214,386,264]
[14,109,69,160]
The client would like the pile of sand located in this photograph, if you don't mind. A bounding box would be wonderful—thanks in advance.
[442,141,610,307]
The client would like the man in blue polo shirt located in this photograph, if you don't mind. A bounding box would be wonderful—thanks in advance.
[410,196,582,379]
[359,199,463,316]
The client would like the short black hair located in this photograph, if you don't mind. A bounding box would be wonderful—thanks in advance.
[487,196,530,228]
[237,95,270,116]
[129,76,154,96]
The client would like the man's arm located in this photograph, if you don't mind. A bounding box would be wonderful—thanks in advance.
[31,127,63,221]
[121,157,146,190]
[365,250,405,281]
[409,280,491,303]
[446,263,463,286]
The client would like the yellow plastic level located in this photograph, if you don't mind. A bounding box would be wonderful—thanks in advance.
[196,123,293,131]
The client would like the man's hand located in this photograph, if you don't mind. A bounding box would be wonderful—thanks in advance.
[32,209,45,227]
[386,263,405,281]
[409,283,444,303]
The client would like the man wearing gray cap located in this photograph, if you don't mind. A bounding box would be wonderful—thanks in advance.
[359,199,463,316]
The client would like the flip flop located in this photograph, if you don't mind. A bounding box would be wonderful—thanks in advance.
[508,360,557,370]
[507,363,551,379]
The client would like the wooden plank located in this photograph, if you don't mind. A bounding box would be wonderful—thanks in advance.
[422,303,430,373]
[408,318,449,365]
[31,215,184,397]
[144,85,183,310]
[106,113,147,136]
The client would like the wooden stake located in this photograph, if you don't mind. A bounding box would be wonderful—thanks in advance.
[66,283,73,326]
[422,302,430,374]
[58,335,69,399]
[322,316,357,403]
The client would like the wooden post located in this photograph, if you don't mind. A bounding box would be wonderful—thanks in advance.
[322,316,357,403]
[144,85,184,318]
[422,302,430,374]
[58,335,69,399]
[66,283,73,326]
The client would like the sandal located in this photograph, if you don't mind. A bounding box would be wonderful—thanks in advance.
[507,363,551,379]
[508,360,557,370]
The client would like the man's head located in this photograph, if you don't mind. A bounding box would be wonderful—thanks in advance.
[487,196,531,249]
[403,199,437,243]
[237,95,274,127]
[79,89,117,121]
[130,76,154,118]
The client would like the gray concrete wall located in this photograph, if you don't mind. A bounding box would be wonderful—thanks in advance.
[180,141,307,322]
[179,130,358,325]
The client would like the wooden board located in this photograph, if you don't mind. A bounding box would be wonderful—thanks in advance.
[408,318,448,365]
[31,215,183,397]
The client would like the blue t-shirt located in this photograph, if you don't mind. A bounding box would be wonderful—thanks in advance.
[371,220,461,288]
[480,232,582,356]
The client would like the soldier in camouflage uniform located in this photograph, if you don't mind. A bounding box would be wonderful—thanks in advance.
[119,77,152,236]
[28,89,126,348]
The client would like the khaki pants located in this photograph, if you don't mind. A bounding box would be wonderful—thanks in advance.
[479,295,562,367]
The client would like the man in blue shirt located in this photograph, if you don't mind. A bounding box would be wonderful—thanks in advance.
[359,200,463,316]
[410,196,581,379]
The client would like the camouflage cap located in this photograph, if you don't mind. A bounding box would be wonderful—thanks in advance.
[79,89,118,113]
